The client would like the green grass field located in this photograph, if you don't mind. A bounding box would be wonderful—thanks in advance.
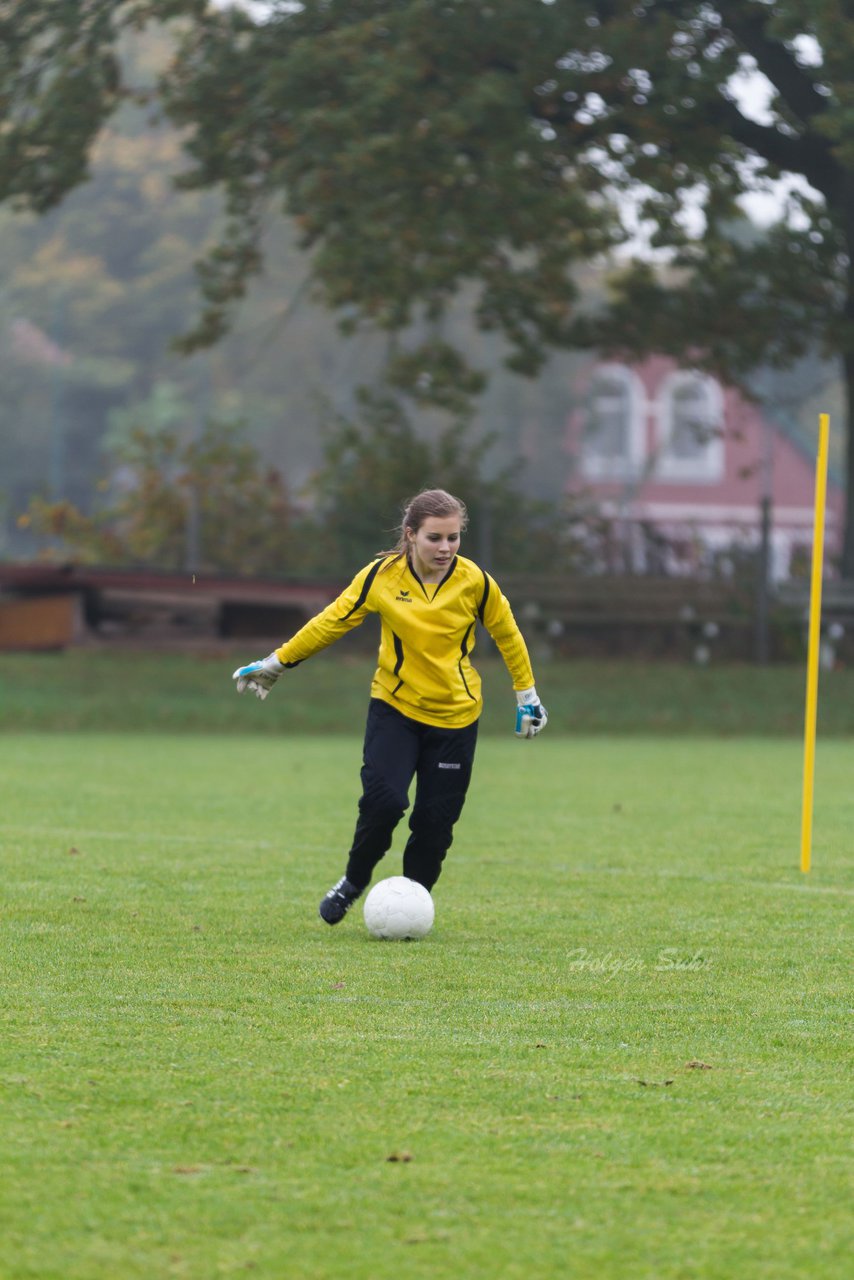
[1,711,851,1277]
[7,649,854,735]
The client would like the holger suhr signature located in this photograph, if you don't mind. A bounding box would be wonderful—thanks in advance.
[566,947,710,981]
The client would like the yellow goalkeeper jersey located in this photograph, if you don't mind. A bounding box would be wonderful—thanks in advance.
[274,554,535,728]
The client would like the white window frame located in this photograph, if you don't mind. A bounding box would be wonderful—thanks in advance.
[580,363,646,481]
[655,370,724,483]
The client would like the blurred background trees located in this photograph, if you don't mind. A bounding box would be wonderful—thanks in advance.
[21,414,298,576]
[2,3,854,572]
[304,389,582,574]
[21,386,583,578]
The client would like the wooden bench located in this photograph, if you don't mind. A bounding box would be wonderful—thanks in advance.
[774,579,854,624]
[500,575,751,624]
[497,575,755,659]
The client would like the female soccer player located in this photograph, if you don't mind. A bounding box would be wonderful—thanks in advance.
[233,488,547,924]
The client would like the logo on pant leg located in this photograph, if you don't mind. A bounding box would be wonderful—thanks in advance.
[437,762,461,769]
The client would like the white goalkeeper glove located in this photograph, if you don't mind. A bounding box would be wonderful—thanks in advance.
[514,687,548,738]
[232,653,285,700]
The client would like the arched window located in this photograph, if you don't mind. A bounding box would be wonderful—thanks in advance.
[656,371,724,482]
[581,364,645,480]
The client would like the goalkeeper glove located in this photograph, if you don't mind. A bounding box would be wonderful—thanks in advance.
[232,653,285,700]
[514,687,548,738]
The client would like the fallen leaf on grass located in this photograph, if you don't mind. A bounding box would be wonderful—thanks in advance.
[332,982,346,989]
[685,1060,713,1070]
[66,847,81,856]
[173,1165,205,1175]
[386,1151,413,1163]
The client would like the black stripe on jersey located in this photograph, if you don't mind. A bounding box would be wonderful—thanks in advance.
[478,570,491,622]
[458,622,476,700]
[407,554,458,600]
[406,556,426,596]
[338,557,385,621]
[431,555,458,597]
[392,632,404,694]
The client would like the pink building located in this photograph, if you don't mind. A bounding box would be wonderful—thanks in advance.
[565,356,844,579]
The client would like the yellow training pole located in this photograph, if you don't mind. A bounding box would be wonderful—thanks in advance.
[800,412,831,873]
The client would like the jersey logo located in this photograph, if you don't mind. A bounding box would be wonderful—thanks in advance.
[395,591,413,603]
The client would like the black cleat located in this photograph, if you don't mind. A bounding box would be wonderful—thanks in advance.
[319,876,363,925]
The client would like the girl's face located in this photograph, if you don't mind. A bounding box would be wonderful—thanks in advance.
[407,515,462,581]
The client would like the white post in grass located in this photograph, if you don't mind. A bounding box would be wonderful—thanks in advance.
[800,413,831,874]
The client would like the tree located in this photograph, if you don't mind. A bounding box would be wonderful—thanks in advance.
[21,413,298,575]
[0,20,226,525]
[304,388,581,575]
[0,20,344,542]
[7,3,854,566]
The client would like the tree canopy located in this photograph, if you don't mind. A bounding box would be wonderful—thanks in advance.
[4,2,854,565]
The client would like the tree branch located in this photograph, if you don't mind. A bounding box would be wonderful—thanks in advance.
[715,0,829,128]
[710,93,843,204]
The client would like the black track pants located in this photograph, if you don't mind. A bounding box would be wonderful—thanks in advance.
[344,698,479,892]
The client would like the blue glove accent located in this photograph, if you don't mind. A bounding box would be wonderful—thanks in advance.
[232,653,283,699]
[515,702,548,738]
[235,660,266,679]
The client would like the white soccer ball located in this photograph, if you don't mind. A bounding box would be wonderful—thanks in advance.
[363,876,435,940]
